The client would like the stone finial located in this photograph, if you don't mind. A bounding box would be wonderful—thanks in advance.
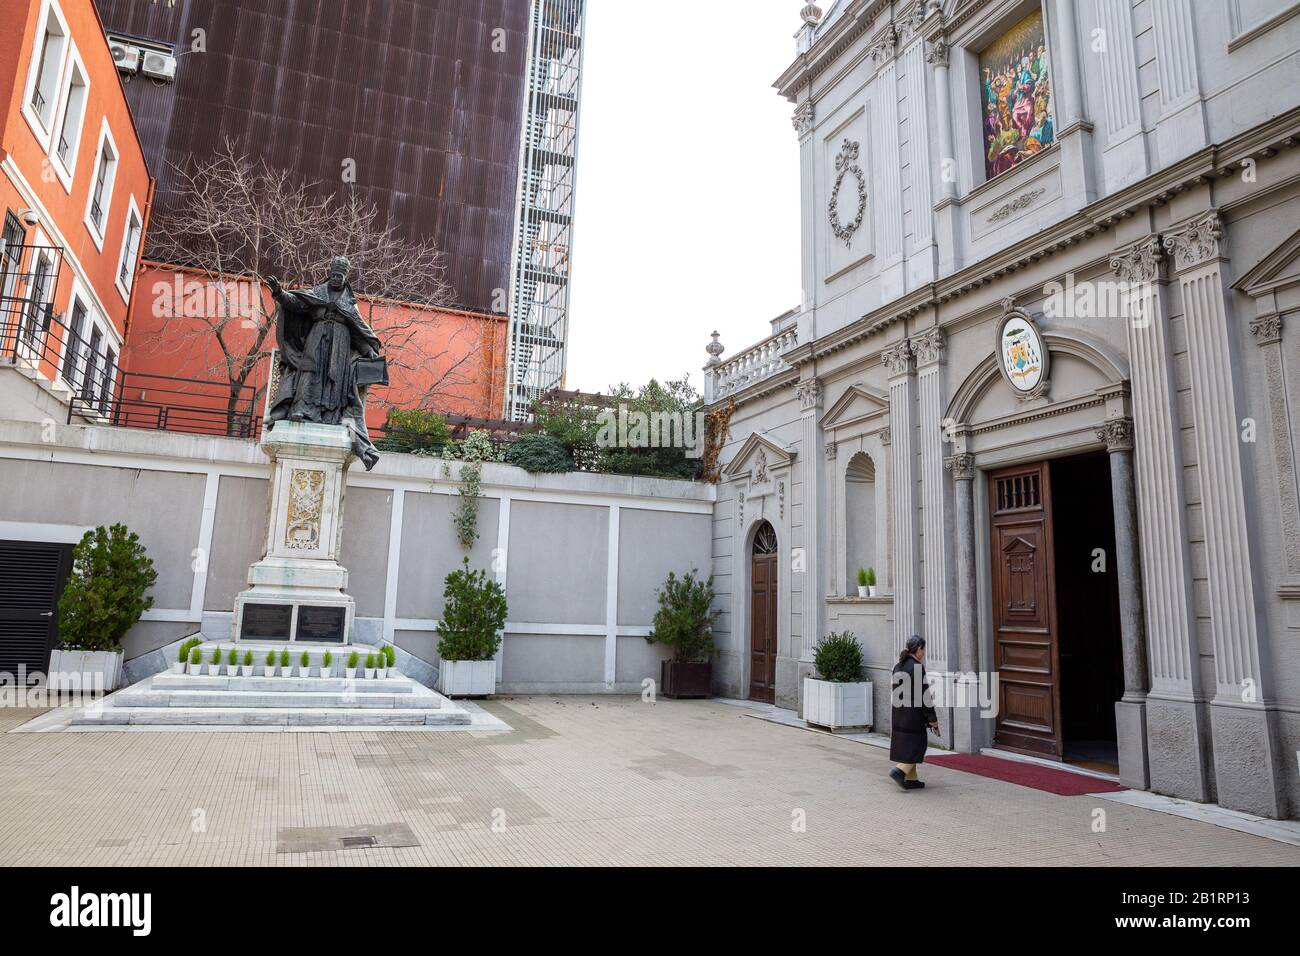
[800,2,823,25]
[706,331,725,365]
[1162,211,1223,272]
[1096,417,1135,453]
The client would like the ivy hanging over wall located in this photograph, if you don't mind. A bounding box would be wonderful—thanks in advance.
[440,430,500,550]
[702,397,736,483]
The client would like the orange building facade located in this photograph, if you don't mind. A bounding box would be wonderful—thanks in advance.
[0,0,152,415]
[119,263,508,434]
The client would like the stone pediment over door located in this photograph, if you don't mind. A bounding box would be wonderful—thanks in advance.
[820,384,889,434]
[1234,226,1300,318]
[723,432,796,524]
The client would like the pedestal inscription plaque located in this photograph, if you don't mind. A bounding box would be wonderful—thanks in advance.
[296,606,347,644]
[241,603,293,640]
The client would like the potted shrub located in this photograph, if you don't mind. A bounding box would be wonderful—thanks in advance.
[321,651,333,679]
[172,638,197,675]
[645,569,720,699]
[364,652,377,680]
[384,644,397,676]
[865,566,877,598]
[374,645,387,679]
[436,557,507,697]
[241,650,254,677]
[345,650,359,680]
[298,650,311,679]
[279,647,291,676]
[856,567,869,598]
[50,524,157,694]
[209,646,223,676]
[187,647,203,676]
[226,646,239,676]
[803,632,873,732]
[264,649,278,678]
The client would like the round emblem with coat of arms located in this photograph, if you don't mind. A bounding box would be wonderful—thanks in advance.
[996,310,1050,399]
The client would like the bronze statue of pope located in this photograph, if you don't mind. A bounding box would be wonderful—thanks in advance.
[264,256,386,470]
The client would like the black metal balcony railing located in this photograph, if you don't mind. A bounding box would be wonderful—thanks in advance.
[0,242,63,363]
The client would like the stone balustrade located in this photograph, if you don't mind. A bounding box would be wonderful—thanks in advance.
[705,328,798,402]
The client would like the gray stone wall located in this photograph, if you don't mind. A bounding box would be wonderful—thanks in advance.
[0,420,713,695]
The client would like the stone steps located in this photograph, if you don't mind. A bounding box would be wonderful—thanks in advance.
[69,670,473,729]
[71,707,468,727]
[112,690,439,709]
[151,674,415,694]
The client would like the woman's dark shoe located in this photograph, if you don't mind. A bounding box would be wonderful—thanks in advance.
[904,780,926,790]
[889,768,909,790]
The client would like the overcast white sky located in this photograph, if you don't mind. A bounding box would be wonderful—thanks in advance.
[563,1,802,395]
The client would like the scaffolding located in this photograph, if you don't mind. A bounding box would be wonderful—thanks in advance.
[505,0,587,421]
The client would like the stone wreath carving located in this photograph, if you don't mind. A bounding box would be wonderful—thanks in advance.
[828,139,867,245]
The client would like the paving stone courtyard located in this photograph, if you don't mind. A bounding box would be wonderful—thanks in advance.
[1,696,1296,866]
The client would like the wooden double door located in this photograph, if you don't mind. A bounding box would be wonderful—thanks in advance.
[988,463,1063,758]
[748,522,778,703]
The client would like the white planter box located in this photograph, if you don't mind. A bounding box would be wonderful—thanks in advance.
[48,650,122,693]
[170,661,185,675]
[802,677,873,732]
[439,659,496,697]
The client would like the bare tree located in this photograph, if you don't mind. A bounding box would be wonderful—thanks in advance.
[141,139,490,432]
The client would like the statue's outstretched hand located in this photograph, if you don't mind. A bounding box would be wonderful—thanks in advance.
[265,275,282,297]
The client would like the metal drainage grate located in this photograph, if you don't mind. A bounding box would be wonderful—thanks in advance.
[339,835,377,849]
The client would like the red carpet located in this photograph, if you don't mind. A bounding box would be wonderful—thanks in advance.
[926,753,1127,796]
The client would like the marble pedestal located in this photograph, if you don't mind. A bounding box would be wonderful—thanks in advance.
[233,422,357,645]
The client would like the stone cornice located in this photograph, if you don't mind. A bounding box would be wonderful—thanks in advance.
[774,0,891,100]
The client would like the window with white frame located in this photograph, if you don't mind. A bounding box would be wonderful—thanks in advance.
[53,56,88,176]
[80,324,102,403]
[61,293,88,390]
[85,124,118,241]
[116,201,142,296]
[26,4,68,132]
[101,345,117,414]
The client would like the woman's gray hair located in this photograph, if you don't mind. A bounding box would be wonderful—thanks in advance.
[898,634,926,664]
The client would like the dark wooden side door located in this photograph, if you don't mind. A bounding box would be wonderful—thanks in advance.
[988,464,1062,759]
[0,540,73,683]
[749,522,778,703]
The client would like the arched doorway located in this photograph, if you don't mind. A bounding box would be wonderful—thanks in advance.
[749,521,778,703]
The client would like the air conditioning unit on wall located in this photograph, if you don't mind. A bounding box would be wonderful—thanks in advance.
[141,50,177,83]
[108,40,140,75]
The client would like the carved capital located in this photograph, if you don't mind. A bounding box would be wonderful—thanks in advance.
[825,439,838,460]
[1096,417,1135,453]
[1162,211,1223,272]
[1249,314,1283,346]
[879,427,891,446]
[944,453,975,481]
[1109,236,1163,284]
[910,328,946,367]
[796,377,822,410]
[899,4,927,39]
[924,36,949,66]
[881,340,915,378]
[867,25,897,66]
[792,100,814,138]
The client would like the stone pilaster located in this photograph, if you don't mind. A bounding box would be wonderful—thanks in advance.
[1163,211,1284,817]
[871,30,905,300]
[901,35,934,286]
[796,377,824,664]
[1096,416,1151,789]
[1149,0,1207,161]
[882,340,918,648]
[1108,235,1210,802]
[1247,314,1300,578]
[944,451,986,755]
[912,329,949,672]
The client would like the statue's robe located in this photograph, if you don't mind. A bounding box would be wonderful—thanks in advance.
[265,280,382,470]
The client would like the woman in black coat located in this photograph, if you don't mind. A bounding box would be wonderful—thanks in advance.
[889,635,938,790]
